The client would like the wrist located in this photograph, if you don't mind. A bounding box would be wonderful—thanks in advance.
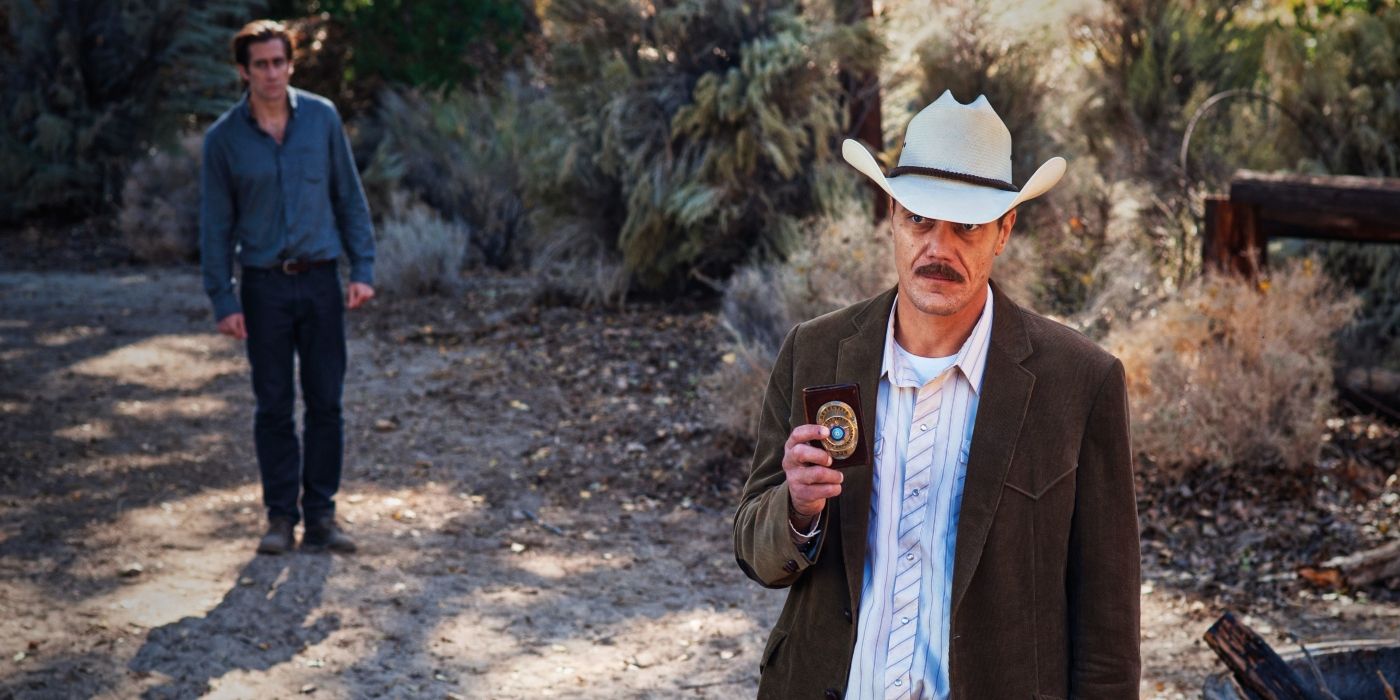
[788,498,818,528]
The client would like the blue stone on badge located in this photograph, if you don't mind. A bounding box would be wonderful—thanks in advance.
[830,426,846,441]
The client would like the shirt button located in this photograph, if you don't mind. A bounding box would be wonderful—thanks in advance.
[911,488,920,497]
[894,679,903,687]
[900,616,910,625]
[906,553,915,561]
[919,423,928,432]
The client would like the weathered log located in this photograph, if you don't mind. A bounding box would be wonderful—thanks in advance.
[1203,612,1323,700]
[1203,170,1400,275]
[1229,170,1400,244]
[1298,540,1400,590]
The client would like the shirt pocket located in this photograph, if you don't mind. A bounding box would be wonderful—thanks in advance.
[301,153,327,185]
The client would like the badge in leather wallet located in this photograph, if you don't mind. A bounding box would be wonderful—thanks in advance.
[802,383,871,467]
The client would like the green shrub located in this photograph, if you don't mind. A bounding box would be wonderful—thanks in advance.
[1075,0,1267,179]
[1268,5,1400,178]
[1263,7,1400,372]
[0,0,252,223]
[1106,258,1360,474]
[117,134,202,263]
[537,0,882,293]
[1070,0,1270,288]
[357,86,534,269]
[267,0,535,91]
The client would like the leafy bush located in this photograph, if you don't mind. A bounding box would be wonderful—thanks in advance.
[913,3,1058,189]
[0,0,252,223]
[1310,242,1400,372]
[117,134,202,263]
[357,86,534,269]
[1069,0,1271,289]
[267,0,535,91]
[537,0,882,293]
[1105,258,1360,474]
[1075,0,1266,180]
[372,196,471,297]
[1266,6,1400,372]
[1268,5,1400,178]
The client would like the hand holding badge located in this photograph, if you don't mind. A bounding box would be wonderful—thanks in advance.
[801,383,871,467]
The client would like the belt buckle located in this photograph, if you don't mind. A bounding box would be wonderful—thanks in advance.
[281,259,300,275]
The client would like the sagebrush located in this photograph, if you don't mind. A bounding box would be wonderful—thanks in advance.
[372,197,472,297]
[1106,258,1360,474]
[705,210,893,440]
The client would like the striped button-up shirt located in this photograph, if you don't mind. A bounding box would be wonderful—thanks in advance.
[844,287,993,700]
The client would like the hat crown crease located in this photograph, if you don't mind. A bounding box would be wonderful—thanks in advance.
[899,91,1013,184]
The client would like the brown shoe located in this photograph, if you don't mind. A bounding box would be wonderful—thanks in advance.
[256,517,296,555]
[303,516,356,553]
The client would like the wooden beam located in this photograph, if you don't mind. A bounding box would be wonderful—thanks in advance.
[1229,170,1400,244]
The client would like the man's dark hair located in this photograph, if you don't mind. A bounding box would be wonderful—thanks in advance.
[231,20,295,68]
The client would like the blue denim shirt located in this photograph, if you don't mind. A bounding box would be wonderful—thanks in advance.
[199,87,374,320]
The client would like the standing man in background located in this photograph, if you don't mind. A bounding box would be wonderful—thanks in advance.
[200,20,375,555]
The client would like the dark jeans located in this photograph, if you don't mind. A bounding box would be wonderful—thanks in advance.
[240,264,346,526]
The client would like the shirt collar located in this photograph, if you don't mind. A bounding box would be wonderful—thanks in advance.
[238,87,299,124]
[880,285,995,395]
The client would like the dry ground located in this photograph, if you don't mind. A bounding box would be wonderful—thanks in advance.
[1,268,1396,699]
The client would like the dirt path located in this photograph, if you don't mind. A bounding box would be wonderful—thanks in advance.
[1,269,1396,699]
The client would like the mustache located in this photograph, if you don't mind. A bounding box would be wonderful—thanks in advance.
[914,261,965,283]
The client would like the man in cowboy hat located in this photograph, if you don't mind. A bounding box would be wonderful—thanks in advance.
[734,91,1140,698]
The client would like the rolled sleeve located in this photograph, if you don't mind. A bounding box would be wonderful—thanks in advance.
[735,326,832,588]
[199,134,240,321]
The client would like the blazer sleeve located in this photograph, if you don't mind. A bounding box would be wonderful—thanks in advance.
[734,325,831,589]
[1067,358,1142,697]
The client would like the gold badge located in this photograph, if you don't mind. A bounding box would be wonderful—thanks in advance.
[816,400,858,460]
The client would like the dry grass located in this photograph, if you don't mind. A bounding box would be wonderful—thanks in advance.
[1106,258,1361,474]
[705,211,894,440]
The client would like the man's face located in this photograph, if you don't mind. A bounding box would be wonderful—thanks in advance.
[237,38,292,104]
[889,199,1014,317]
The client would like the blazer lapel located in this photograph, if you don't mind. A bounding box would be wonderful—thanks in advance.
[950,282,1035,615]
[834,286,896,614]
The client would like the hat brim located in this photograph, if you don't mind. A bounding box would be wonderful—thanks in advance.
[842,139,1066,225]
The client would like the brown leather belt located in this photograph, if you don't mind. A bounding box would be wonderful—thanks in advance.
[262,258,337,275]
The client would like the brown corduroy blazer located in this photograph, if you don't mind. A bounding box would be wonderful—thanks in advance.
[734,283,1141,699]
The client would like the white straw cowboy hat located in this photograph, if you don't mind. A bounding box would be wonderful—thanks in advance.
[843,90,1066,225]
